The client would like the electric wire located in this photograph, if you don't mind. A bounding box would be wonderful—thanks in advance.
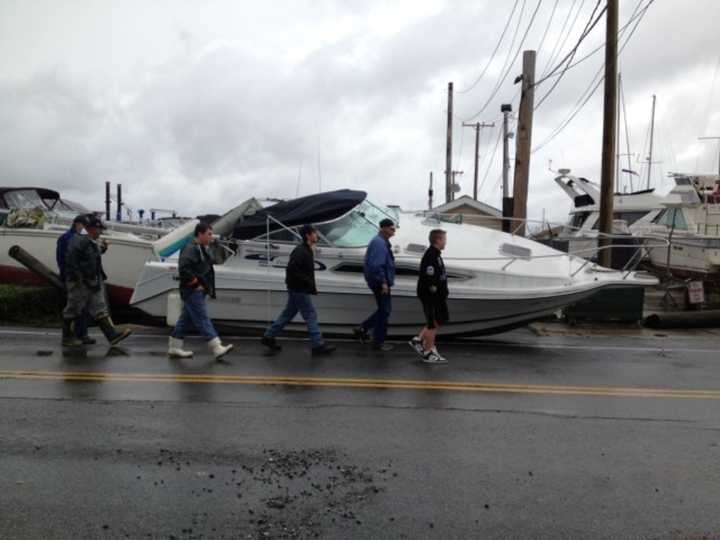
[540,0,585,78]
[463,0,542,122]
[533,0,606,110]
[530,0,651,154]
[459,0,522,94]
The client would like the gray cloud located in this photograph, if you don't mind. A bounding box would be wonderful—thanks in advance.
[0,0,718,226]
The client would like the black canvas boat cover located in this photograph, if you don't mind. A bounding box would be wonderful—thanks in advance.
[231,189,367,240]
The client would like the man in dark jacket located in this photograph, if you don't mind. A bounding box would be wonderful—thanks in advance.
[61,215,133,347]
[354,218,396,351]
[261,224,335,356]
[410,229,449,364]
[168,222,233,360]
[56,214,93,344]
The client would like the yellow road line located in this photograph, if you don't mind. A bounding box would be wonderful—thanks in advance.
[1,370,720,399]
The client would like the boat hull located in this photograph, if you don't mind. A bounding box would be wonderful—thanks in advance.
[0,227,153,305]
[131,269,645,337]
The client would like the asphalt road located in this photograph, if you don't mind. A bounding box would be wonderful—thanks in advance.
[1,326,719,540]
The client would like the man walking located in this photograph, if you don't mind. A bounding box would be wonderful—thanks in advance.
[167,223,233,360]
[61,215,133,347]
[354,218,396,351]
[410,229,449,364]
[56,214,94,344]
[261,224,335,356]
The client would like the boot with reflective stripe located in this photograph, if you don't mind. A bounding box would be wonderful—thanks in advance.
[97,316,133,346]
[62,319,82,347]
[168,337,193,358]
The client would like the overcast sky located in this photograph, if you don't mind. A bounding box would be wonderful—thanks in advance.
[1,0,718,225]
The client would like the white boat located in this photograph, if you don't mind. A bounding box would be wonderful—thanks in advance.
[553,169,663,258]
[0,186,160,305]
[630,173,720,277]
[130,190,658,337]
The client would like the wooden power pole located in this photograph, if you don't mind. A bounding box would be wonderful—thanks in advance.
[445,82,453,204]
[598,0,618,268]
[512,50,536,237]
[463,121,495,201]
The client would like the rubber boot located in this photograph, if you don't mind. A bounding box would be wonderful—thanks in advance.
[62,319,82,347]
[97,316,133,346]
[168,337,193,358]
[207,337,233,360]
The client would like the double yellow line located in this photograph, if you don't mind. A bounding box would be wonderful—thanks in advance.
[1,370,720,399]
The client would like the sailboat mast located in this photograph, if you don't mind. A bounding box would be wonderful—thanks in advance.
[647,94,656,190]
[616,72,622,193]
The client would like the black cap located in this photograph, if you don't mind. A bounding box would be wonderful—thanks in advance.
[299,224,316,239]
[85,215,107,230]
[72,214,88,225]
[379,218,395,229]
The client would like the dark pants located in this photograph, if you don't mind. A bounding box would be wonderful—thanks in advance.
[361,287,392,344]
[264,292,324,347]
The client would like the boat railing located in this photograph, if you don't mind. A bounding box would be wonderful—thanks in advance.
[251,211,666,281]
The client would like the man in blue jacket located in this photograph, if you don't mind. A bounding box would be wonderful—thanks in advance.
[56,214,93,344]
[355,218,396,351]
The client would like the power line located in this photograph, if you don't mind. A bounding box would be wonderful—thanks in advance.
[534,0,654,88]
[530,0,651,153]
[464,0,542,122]
[534,0,604,87]
[534,0,560,58]
[459,0,522,94]
[539,0,585,78]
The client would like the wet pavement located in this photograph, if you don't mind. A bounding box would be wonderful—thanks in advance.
[1,326,720,539]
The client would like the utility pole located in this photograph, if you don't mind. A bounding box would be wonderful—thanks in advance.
[512,51,536,237]
[598,0,618,268]
[463,121,495,201]
[428,172,434,210]
[698,136,720,175]
[445,82,454,203]
[501,103,513,232]
[646,94,656,189]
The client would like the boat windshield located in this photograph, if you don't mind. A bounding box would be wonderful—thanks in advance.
[316,200,398,247]
[3,189,48,210]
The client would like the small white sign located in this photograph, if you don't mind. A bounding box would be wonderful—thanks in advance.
[688,281,705,304]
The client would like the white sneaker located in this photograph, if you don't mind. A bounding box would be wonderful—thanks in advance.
[408,337,424,355]
[168,337,193,358]
[208,337,233,360]
[421,348,448,364]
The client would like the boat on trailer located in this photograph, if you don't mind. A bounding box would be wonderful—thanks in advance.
[130,189,657,337]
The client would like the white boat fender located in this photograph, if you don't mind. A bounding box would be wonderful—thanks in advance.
[152,219,199,258]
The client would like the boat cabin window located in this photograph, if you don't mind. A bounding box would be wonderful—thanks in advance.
[333,262,466,279]
[653,208,688,230]
[569,211,591,229]
[316,200,398,247]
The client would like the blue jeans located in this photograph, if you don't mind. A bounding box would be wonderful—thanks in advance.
[171,290,219,341]
[264,292,324,348]
[361,287,392,344]
[74,312,89,338]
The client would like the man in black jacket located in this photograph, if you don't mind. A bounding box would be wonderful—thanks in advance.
[61,215,132,347]
[261,224,335,356]
[409,229,449,364]
[168,222,233,360]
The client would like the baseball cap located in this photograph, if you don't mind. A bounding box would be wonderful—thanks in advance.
[72,214,88,225]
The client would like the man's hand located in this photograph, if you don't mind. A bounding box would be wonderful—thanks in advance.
[429,285,437,294]
[381,283,390,295]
